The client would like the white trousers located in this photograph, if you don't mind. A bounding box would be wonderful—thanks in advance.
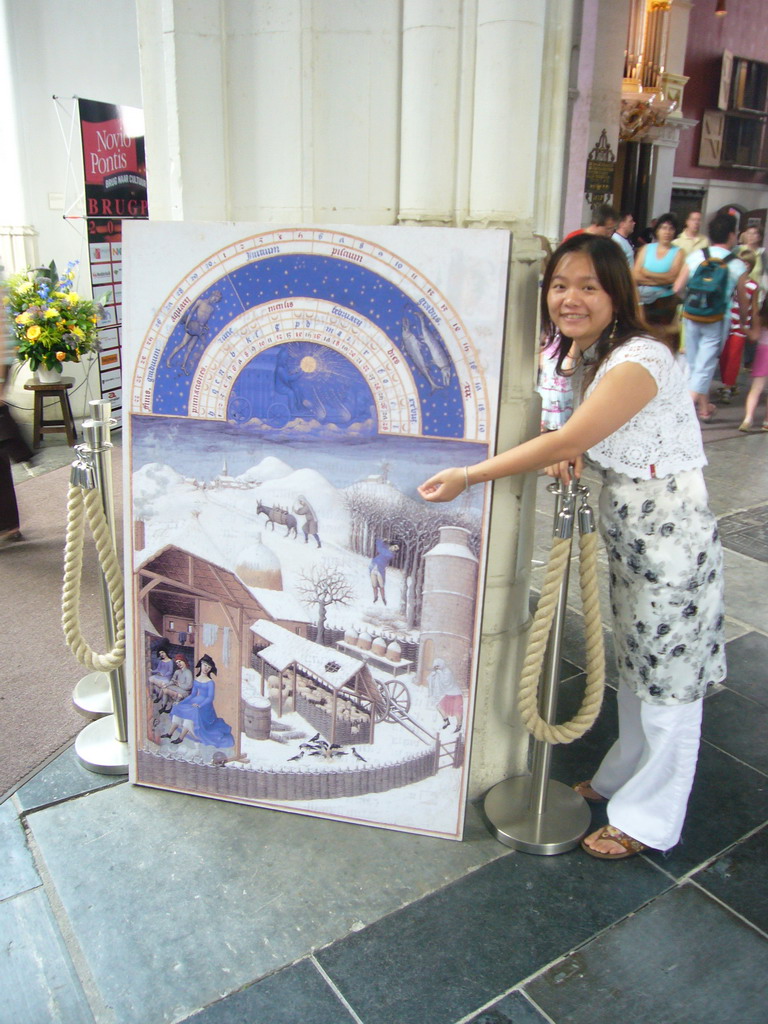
[591,680,703,851]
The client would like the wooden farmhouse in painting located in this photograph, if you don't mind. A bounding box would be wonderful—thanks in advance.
[136,544,311,751]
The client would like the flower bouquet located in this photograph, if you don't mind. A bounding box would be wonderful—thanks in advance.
[2,261,108,374]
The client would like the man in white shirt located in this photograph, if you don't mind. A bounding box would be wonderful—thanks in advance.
[612,211,635,267]
[674,212,747,421]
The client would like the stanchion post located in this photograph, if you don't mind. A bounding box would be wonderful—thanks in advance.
[73,399,129,774]
[482,477,591,854]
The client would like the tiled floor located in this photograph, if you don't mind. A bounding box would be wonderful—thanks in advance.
[2,416,767,1024]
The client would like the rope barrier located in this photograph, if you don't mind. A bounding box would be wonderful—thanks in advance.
[517,511,605,745]
[62,483,126,671]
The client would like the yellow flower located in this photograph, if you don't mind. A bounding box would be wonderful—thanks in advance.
[71,325,85,339]
[26,324,41,340]
[56,351,67,362]
[18,281,34,294]
[66,292,80,305]
[15,312,31,324]
[44,308,60,319]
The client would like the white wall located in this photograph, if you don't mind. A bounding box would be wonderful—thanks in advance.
[1,0,142,414]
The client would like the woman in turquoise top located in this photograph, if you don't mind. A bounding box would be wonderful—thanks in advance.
[633,213,685,335]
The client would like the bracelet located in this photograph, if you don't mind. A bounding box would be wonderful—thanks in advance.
[463,466,470,492]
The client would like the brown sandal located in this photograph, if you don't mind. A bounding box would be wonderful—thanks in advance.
[581,825,646,860]
[572,780,607,803]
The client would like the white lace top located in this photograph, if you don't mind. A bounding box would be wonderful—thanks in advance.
[585,336,706,480]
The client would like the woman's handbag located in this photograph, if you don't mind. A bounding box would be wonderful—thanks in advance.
[0,403,34,464]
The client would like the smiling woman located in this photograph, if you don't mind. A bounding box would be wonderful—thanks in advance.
[419,234,726,862]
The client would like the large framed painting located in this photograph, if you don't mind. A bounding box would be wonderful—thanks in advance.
[123,222,509,840]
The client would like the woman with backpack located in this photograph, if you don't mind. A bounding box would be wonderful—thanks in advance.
[419,234,725,860]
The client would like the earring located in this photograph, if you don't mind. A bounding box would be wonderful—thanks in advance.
[609,317,618,340]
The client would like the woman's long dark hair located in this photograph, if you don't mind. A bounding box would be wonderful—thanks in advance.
[541,234,652,383]
[196,654,217,676]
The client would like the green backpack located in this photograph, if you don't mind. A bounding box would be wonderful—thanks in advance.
[682,248,736,323]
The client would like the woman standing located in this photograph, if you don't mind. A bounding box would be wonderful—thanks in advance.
[419,235,725,860]
[632,213,685,340]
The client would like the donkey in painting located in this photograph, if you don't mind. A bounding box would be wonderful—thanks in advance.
[257,500,298,538]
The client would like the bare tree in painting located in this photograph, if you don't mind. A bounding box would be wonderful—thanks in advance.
[297,563,354,646]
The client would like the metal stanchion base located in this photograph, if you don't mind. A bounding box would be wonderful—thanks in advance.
[75,715,129,775]
[72,671,113,718]
[483,776,591,855]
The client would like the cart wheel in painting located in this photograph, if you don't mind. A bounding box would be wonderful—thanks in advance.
[385,679,411,716]
[371,680,391,723]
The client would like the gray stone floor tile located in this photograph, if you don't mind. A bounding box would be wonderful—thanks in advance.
[718,503,768,563]
[0,797,40,900]
[0,888,94,1024]
[644,739,768,877]
[25,782,506,1024]
[316,846,670,1024]
[468,991,549,1023]
[182,958,356,1023]
[693,826,768,936]
[13,744,125,814]
[701,688,768,776]
[722,547,768,633]
[723,630,768,707]
[524,885,768,1024]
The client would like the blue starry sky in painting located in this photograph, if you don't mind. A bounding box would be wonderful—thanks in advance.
[151,255,464,438]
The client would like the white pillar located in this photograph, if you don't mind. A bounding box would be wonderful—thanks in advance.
[399,0,462,223]
[469,0,546,223]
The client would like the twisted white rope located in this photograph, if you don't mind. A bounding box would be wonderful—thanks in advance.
[62,484,126,671]
[518,531,605,744]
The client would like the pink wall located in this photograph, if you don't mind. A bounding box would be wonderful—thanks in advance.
[674,0,768,183]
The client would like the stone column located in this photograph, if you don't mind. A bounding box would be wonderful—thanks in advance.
[398,0,462,223]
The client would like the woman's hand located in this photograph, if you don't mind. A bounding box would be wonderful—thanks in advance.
[545,454,584,486]
[418,467,466,503]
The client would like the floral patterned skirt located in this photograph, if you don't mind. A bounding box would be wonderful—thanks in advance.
[597,467,726,706]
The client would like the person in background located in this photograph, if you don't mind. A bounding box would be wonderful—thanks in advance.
[739,293,768,433]
[674,210,709,257]
[738,225,766,294]
[419,235,725,861]
[0,272,32,548]
[563,203,619,243]
[612,211,636,267]
[738,225,767,367]
[718,249,759,404]
[537,333,575,432]
[674,212,748,421]
[632,213,684,344]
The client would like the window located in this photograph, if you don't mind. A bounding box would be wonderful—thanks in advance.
[699,52,768,172]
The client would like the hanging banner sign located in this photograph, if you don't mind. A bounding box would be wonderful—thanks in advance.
[78,97,148,416]
[123,221,510,841]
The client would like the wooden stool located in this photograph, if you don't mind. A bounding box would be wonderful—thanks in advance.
[24,376,78,449]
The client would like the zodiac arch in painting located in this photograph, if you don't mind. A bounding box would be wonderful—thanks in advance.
[129,228,493,442]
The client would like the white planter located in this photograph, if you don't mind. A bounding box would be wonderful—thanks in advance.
[34,365,64,384]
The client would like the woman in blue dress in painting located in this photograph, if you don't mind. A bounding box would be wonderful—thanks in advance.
[164,654,234,749]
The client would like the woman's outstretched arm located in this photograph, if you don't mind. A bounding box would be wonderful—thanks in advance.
[418,360,657,502]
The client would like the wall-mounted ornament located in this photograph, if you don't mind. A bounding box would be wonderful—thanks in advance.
[584,130,616,211]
